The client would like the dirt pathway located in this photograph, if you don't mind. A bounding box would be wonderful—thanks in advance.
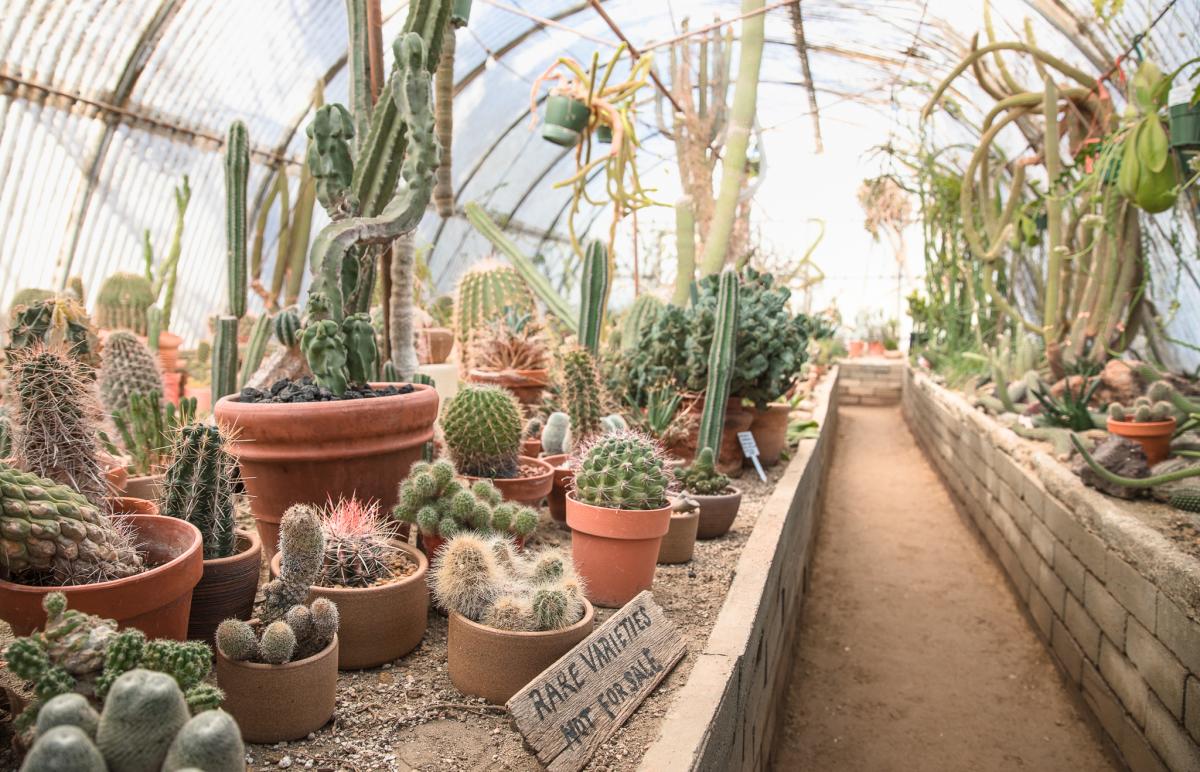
[772,405,1118,771]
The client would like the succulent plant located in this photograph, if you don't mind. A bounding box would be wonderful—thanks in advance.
[541,411,570,455]
[111,391,197,476]
[697,268,738,455]
[95,273,156,336]
[441,384,523,478]
[1169,487,1200,513]
[392,459,538,539]
[1108,396,1174,423]
[260,504,325,623]
[453,261,536,366]
[5,297,100,369]
[216,596,338,665]
[8,287,55,317]
[577,239,609,355]
[618,294,663,352]
[561,346,604,444]
[468,308,549,372]
[158,423,237,560]
[274,306,302,348]
[99,331,163,419]
[162,708,245,772]
[318,496,399,587]
[677,447,730,496]
[572,429,672,511]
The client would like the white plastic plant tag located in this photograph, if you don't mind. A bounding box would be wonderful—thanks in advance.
[737,431,767,481]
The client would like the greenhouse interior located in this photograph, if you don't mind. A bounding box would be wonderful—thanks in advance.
[0,0,1199,769]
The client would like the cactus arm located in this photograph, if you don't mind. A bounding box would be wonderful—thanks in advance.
[284,159,317,307]
[433,23,456,218]
[672,197,695,306]
[578,239,608,354]
[697,268,738,455]
[250,169,281,301]
[158,176,189,330]
[211,316,240,401]
[225,122,249,319]
[307,104,357,215]
[389,233,418,379]
[1070,434,1200,488]
[1041,76,1065,351]
[346,0,376,150]
[238,314,271,389]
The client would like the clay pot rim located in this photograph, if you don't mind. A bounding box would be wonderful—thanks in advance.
[687,486,742,501]
[216,634,339,673]
[203,528,262,569]
[215,381,437,415]
[564,491,672,515]
[669,509,700,522]
[462,456,554,484]
[269,539,427,597]
[127,472,165,484]
[466,368,550,386]
[1106,417,1177,434]
[109,496,160,516]
[450,598,595,641]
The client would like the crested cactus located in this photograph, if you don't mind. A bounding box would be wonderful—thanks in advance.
[578,239,609,355]
[260,504,325,623]
[6,297,100,369]
[541,411,570,455]
[697,267,738,456]
[572,429,672,511]
[215,597,338,665]
[99,331,163,418]
[678,447,730,495]
[158,423,237,560]
[95,273,156,336]
[392,458,538,538]
[453,261,537,366]
[441,384,523,478]
[561,346,604,444]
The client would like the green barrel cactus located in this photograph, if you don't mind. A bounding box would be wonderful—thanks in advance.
[95,272,155,335]
[158,423,237,560]
[453,262,536,364]
[440,384,522,478]
[99,331,163,418]
[573,430,672,511]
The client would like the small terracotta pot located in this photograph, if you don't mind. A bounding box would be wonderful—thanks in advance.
[542,453,572,524]
[522,437,542,457]
[868,341,886,356]
[0,514,202,638]
[104,458,129,496]
[183,384,211,416]
[657,510,699,564]
[110,496,160,516]
[693,487,743,540]
[465,368,549,405]
[156,330,182,373]
[124,473,164,502]
[448,600,595,704]
[216,635,339,743]
[461,456,554,506]
[848,340,866,358]
[1107,417,1177,466]
[566,493,671,608]
[214,383,439,561]
[187,529,262,645]
[161,371,183,406]
[417,327,454,365]
[718,399,755,476]
[270,541,428,670]
[749,403,791,467]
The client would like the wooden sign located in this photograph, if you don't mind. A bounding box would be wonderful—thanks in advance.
[506,591,686,772]
[738,430,767,481]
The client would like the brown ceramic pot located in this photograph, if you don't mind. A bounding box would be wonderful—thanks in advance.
[270,541,428,669]
[461,456,554,506]
[0,514,202,638]
[156,330,183,373]
[448,600,594,704]
[693,487,743,540]
[110,496,160,516]
[214,383,439,560]
[123,473,164,502]
[187,529,262,645]
[542,453,572,524]
[718,399,755,475]
[1107,417,1176,466]
[566,494,671,608]
[216,635,339,743]
[657,510,700,564]
[465,368,549,405]
[417,327,454,365]
[521,437,542,457]
[161,371,183,406]
[749,403,791,467]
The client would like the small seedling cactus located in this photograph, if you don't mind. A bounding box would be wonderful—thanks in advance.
[440,384,523,478]
[158,422,238,560]
[678,447,731,496]
[1109,396,1174,423]
[260,504,326,623]
[98,331,163,418]
[572,429,673,510]
[392,459,539,540]
[216,597,339,665]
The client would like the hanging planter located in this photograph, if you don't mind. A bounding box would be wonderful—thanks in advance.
[595,122,613,143]
[451,0,472,25]
[540,93,591,147]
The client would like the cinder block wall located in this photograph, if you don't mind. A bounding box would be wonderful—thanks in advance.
[837,358,904,405]
[904,367,1200,772]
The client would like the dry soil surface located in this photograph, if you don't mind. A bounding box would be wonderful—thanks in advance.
[773,405,1120,772]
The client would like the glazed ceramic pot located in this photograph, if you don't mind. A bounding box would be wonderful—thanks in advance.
[693,487,743,540]
[566,493,672,608]
[749,403,791,467]
[109,496,160,516]
[465,368,550,405]
[541,94,591,147]
[214,383,439,560]
[657,510,699,564]
[123,473,164,502]
[216,635,339,743]
[187,529,262,645]
[448,600,594,704]
[1107,417,1177,466]
[270,541,428,669]
[0,514,202,638]
[461,456,554,506]
[542,453,572,524]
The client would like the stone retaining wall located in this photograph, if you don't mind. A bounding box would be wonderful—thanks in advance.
[837,358,904,405]
[638,369,840,771]
[904,367,1200,772]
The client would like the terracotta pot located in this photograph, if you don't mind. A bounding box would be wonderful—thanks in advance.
[417,327,454,365]
[0,514,202,638]
[693,487,743,540]
[461,456,554,506]
[214,383,439,561]
[270,541,428,669]
[749,403,791,467]
[657,510,699,564]
[124,473,164,502]
[522,437,542,457]
[104,458,129,496]
[110,496,160,516]
[161,371,183,406]
[848,340,866,358]
[566,493,671,608]
[183,384,211,416]
[156,330,182,373]
[187,529,262,645]
[717,399,755,475]
[465,368,549,405]
[216,635,339,743]
[868,341,886,356]
[448,600,595,704]
[1107,417,1177,466]
[542,453,572,524]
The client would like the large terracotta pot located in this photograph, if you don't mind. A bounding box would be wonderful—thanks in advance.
[448,600,594,704]
[156,330,183,373]
[216,635,339,743]
[693,487,743,540]
[187,529,262,645]
[214,383,439,560]
[416,327,454,365]
[718,399,755,475]
[461,456,554,506]
[1107,417,1176,465]
[542,453,572,524]
[749,403,791,467]
[566,493,671,608]
[109,496,160,516]
[124,473,164,502]
[657,510,699,564]
[270,541,428,670]
[0,514,203,638]
[465,368,549,405]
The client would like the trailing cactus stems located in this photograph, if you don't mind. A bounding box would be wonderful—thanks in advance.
[578,239,609,355]
[697,267,738,456]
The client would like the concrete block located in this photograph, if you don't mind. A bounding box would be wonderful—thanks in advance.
[1086,573,1128,648]
[1018,535,1042,580]
[1051,617,1084,683]
[1127,617,1186,720]
[1065,591,1102,663]
[1029,586,1054,641]
[1187,677,1200,745]
[1120,714,1170,772]
[1082,661,1126,746]
[1156,593,1200,676]
[1038,559,1067,617]
[1071,525,1109,583]
[1031,519,1056,563]
[1107,555,1158,632]
[1055,548,1086,603]
[1101,635,1149,727]
[1145,691,1200,772]
[1018,474,1046,520]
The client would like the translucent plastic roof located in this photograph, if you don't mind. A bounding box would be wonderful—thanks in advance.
[1,0,1197,368]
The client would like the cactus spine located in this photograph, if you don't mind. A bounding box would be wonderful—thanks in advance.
[158,423,237,560]
[673,197,696,306]
[578,239,609,355]
[697,267,738,455]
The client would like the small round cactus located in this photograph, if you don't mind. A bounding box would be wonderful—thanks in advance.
[440,384,523,478]
[99,331,164,418]
[96,669,189,772]
[572,429,673,510]
[541,411,570,455]
[214,620,258,663]
[162,709,245,772]
[429,533,504,622]
[258,622,297,665]
[484,595,534,632]
[20,725,107,772]
[36,693,100,739]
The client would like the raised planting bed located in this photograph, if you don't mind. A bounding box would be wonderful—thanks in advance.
[904,366,1200,772]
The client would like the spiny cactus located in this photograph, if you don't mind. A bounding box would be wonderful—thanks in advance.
[162,709,245,772]
[19,725,107,771]
[697,267,738,455]
[468,309,549,372]
[561,346,604,443]
[95,273,156,336]
[96,669,190,772]
[453,261,536,366]
[9,287,55,316]
[572,429,673,511]
[441,384,523,478]
[1147,380,1199,416]
[678,447,730,495]
[35,693,100,738]
[216,597,338,665]
[541,411,570,455]
[319,496,398,587]
[392,459,539,539]
[111,391,197,477]
[5,297,100,369]
[260,504,325,623]
[99,331,163,418]
[158,423,237,560]
[578,239,609,355]
[274,306,302,348]
[1169,488,1200,513]
[1109,396,1174,423]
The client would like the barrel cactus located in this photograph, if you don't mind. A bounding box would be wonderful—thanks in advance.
[453,261,536,365]
[99,331,163,418]
[95,272,156,335]
[572,429,673,510]
[319,496,396,587]
[441,384,523,478]
[158,423,237,560]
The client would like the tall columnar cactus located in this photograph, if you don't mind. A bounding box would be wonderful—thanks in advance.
[673,197,696,306]
[578,239,609,355]
[697,268,738,456]
[216,597,339,665]
[158,423,237,560]
[6,297,100,369]
[440,384,523,478]
[260,504,325,623]
[572,430,672,511]
[99,331,163,418]
[561,346,603,444]
[143,175,191,332]
[95,273,156,335]
[453,261,537,366]
[392,459,538,539]
[433,22,457,217]
[237,313,272,389]
[212,121,250,402]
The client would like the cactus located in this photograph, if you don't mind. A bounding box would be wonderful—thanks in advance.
[215,597,338,665]
[261,504,325,623]
[8,287,54,316]
[1070,434,1200,488]
[258,621,297,665]
[1147,380,1200,416]
[572,429,672,511]
[428,532,502,621]
[541,411,570,455]
[210,315,240,402]
[19,725,107,771]
[237,313,272,389]
[453,261,537,366]
[392,458,538,538]
[1109,396,1175,423]
[225,123,249,321]
[672,197,696,306]
[561,346,603,444]
[6,297,100,369]
[1169,488,1200,513]
[441,384,522,478]
[36,693,100,738]
[697,268,738,455]
[620,295,663,352]
[677,447,730,495]
[162,709,244,772]
[158,423,237,560]
[96,669,190,772]
[95,273,156,335]
[99,331,163,418]
[112,391,197,477]
[433,23,457,218]
[601,414,628,433]
[319,496,396,587]
[468,308,549,372]
[578,239,609,354]
[143,176,190,332]
[275,306,302,348]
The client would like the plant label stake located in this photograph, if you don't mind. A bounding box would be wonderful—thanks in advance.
[738,431,767,481]
[506,591,686,772]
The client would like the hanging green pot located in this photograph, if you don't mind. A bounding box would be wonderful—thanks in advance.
[541,94,591,147]
[595,123,613,144]
[1169,102,1200,171]
[452,0,472,26]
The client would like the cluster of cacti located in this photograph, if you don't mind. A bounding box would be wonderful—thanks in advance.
[95,272,156,335]
[430,534,587,631]
[697,268,738,455]
[216,597,339,665]
[158,423,238,560]
[541,411,570,455]
[111,391,197,476]
[1147,380,1199,417]
[677,447,730,495]
[7,345,108,506]
[5,297,100,369]
[392,459,539,539]
[453,261,536,367]
[561,346,604,444]
[1109,396,1174,423]
[318,496,399,587]
[98,331,163,418]
[274,306,302,348]
[572,429,673,511]
[467,309,549,372]
[440,384,523,478]
[578,239,609,355]
[260,504,326,624]
[19,670,244,772]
